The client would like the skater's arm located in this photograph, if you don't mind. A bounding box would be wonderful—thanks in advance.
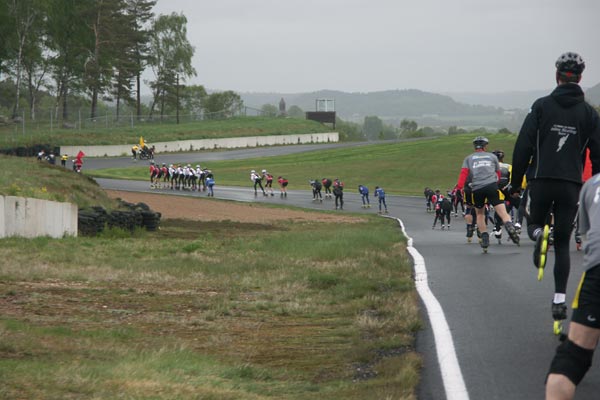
[511,103,539,189]
[456,168,469,190]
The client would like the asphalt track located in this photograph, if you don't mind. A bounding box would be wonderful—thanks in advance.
[87,145,600,400]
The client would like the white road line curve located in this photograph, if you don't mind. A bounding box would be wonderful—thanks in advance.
[391,216,469,400]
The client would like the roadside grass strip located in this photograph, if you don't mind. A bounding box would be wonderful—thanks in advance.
[390,216,469,400]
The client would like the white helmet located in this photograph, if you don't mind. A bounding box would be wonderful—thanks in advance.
[262,169,267,173]
[251,170,256,173]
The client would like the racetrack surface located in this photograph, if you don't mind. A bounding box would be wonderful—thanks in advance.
[90,148,599,400]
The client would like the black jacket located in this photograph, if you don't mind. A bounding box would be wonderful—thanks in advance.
[510,83,600,188]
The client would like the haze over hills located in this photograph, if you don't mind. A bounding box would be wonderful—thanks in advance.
[240,89,526,131]
[239,83,600,131]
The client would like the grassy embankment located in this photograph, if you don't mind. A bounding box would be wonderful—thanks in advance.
[0,116,330,148]
[0,155,421,399]
[91,133,518,196]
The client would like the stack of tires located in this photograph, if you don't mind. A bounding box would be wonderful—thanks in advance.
[120,201,161,232]
[106,210,142,232]
[78,202,161,236]
[78,206,109,236]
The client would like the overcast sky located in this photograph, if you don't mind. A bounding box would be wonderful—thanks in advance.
[151,0,600,94]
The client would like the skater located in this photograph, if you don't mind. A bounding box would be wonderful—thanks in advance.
[131,144,139,160]
[545,173,600,400]
[491,149,520,244]
[277,176,288,197]
[424,187,435,212]
[431,190,444,229]
[206,174,215,197]
[452,187,465,217]
[322,178,333,198]
[60,154,68,167]
[262,169,275,196]
[440,195,453,230]
[333,178,344,210]
[251,170,266,196]
[374,186,388,214]
[149,162,159,188]
[455,136,520,252]
[310,179,323,201]
[510,51,600,333]
[358,185,370,208]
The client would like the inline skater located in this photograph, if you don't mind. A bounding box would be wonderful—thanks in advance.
[374,186,388,214]
[545,173,600,399]
[491,150,519,244]
[333,178,344,210]
[358,185,370,208]
[310,179,323,202]
[510,52,600,334]
[251,170,266,196]
[456,136,520,253]
[322,178,333,198]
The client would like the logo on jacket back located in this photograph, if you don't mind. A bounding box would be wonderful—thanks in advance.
[551,124,577,152]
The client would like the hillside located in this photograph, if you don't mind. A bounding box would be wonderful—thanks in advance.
[0,155,117,208]
[240,89,527,131]
[586,82,600,106]
[242,89,503,118]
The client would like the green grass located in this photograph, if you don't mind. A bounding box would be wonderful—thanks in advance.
[90,133,518,196]
[0,215,421,399]
[0,155,117,208]
[0,116,330,148]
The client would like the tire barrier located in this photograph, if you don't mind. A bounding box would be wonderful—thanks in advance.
[0,144,60,157]
[78,201,161,236]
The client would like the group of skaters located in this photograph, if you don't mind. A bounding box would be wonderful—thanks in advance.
[309,178,389,213]
[250,169,289,197]
[250,170,390,213]
[149,162,215,196]
[422,52,600,399]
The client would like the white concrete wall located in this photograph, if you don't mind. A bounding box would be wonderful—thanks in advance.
[60,132,339,158]
[0,195,78,238]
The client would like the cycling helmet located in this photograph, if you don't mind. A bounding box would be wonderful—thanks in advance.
[473,136,489,149]
[261,169,267,173]
[492,150,505,161]
[555,52,585,74]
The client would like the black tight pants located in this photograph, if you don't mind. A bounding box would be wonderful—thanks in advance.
[526,179,580,294]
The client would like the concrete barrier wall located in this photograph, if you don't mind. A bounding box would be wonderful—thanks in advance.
[0,195,78,238]
[60,132,339,158]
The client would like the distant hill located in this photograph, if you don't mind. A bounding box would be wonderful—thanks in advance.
[241,89,503,119]
[443,90,549,110]
[239,89,528,130]
[586,83,600,106]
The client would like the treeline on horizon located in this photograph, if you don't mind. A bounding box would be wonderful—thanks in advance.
[0,0,246,126]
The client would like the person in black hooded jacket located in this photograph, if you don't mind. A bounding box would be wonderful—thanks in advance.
[510,52,600,332]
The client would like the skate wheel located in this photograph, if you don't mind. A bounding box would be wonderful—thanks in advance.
[537,266,545,281]
[553,320,564,336]
[467,238,472,243]
[483,248,488,253]
[577,243,582,251]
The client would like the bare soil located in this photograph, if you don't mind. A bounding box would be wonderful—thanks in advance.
[105,190,365,224]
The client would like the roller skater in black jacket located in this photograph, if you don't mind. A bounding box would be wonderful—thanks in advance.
[510,52,600,336]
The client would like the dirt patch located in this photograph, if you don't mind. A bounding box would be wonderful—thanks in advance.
[105,190,366,224]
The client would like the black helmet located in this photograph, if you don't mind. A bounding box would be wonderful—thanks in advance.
[473,136,489,149]
[555,52,585,75]
[492,150,504,160]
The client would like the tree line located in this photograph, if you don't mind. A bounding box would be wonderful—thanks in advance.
[0,0,242,125]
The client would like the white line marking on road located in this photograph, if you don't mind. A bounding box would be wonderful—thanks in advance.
[393,217,469,400]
